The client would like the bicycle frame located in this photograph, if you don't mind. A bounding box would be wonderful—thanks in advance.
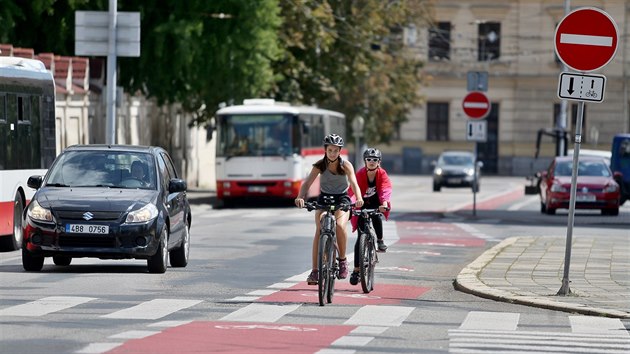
[305,198,352,306]
[353,208,385,293]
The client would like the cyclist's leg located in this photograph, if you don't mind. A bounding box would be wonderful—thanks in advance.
[335,209,350,279]
[372,214,387,251]
[308,210,324,284]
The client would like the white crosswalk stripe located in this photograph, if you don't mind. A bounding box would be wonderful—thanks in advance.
[0,296,96,317]
[101,298,202,320]
[449,311,630,353]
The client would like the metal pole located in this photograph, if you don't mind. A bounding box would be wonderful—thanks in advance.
[105,0,117,145]
[558,0,571,156]
[473,143,477,216]
[558,100,584,296]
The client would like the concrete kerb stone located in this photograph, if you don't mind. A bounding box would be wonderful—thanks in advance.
[454,236,630,319]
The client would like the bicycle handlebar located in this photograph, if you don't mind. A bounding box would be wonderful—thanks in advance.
[350,207,390,217]
[303,201,355,212]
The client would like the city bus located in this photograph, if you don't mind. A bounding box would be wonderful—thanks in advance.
[214,99,346,205]
[0,57,56,251]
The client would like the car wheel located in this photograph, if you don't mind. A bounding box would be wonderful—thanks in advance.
[433,183,440,192]
[540,201,547,213]
[169,223,190,267]
[602,208,619,216]
[22,248,44,271]
[1,193,24,251]
[147,228,168,273]
[546,205,556,215]
[53,256,72,266]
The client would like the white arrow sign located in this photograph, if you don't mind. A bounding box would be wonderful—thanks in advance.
[557,72,606,103]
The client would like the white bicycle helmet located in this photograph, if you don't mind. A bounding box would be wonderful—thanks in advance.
[323,134,344,147]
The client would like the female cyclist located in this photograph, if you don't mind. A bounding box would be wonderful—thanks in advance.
[348,147,392,285]
[294,134,364,285]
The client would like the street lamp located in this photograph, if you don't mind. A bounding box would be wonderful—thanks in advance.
[352,116,365,166]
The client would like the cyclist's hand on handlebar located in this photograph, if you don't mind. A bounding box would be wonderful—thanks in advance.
[295,197,305,208]
[378,205,390,213]
[355,199,364,208]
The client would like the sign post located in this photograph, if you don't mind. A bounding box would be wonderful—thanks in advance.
[554,7,619,296]
[75,1,141,145]
[462,91,490,216]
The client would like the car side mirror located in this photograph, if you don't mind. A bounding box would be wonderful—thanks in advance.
[27,175,43,190]
[476,161,484,169]
[613,171,623,182]
[168,178,187,193]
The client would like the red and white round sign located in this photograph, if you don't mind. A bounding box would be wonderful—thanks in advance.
[462,91,490,120]
[554,7,618,72]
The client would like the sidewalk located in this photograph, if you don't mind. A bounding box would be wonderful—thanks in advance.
[456,235,630,319]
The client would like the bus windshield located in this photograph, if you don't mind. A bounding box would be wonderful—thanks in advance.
[217,114,297,157]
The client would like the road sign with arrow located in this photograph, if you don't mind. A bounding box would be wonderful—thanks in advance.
[557,72,606,103]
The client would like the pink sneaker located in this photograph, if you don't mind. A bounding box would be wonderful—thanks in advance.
[338,259,348,279]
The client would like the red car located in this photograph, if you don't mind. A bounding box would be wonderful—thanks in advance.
[539,156,621,215]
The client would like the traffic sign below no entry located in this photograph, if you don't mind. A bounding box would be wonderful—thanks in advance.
[462,91,490,119]
[554,7,618,72]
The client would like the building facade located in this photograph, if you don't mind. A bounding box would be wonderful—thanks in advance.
[387,0,630,175]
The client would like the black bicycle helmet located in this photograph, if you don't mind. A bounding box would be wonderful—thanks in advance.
[323,134,344,147]
[363,148,382,160]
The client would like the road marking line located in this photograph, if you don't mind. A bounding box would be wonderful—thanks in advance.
[458,311,520,331]
[147,320,193,327]
[108,330,160,339]
[0,296,96,317]
[316,349,356,354]
[75,343,122,354]
[332,335,374,346]
[508,195,539,211]
[344,305,413,327]
[220,303,300,322]
[560,33,613,47]
[350,326,389,335]
[569,316,630,336]
[101,299,202,320]
[248,289,277,296]
[227,296,259,302]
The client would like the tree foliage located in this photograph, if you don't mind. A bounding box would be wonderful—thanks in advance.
[273,0,431,144]
[0,0,431,143]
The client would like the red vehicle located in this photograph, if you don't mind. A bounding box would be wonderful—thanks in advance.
[539,156,621,215]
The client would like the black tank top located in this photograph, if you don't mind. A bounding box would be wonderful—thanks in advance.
[363,176,379,208]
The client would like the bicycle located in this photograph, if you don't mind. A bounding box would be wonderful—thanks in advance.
[304,197,353,306]
[351,207,389,293]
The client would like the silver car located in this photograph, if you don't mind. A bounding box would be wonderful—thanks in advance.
[432,151,482,192]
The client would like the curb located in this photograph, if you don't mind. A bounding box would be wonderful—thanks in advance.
[454,236,630,319]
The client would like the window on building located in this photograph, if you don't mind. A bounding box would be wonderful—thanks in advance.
[478,22,501,61]
[429,22,451,61]
[427,102,449,141]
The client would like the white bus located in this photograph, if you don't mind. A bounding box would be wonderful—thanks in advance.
[0,57,56,251]
[215,99,346,204]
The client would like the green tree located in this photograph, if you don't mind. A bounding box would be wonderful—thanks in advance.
[273,0,431,144]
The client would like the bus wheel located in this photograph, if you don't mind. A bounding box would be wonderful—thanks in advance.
[1,192,24,251]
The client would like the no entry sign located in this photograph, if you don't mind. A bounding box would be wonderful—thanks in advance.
[554,7,618,72]
[462,91,490,119]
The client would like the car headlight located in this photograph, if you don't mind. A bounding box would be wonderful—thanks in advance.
[465,168,474,176]
[604,183,619,193]
[434,168,443,176]
[125,204,158,223]
[27,200,54,222]
[550,184,568,192]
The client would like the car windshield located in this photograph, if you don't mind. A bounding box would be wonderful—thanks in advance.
[439,154,473,166]
[45,150,157,189]
[555,160,612,177]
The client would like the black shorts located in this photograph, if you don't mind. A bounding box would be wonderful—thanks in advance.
[318,192,351,206]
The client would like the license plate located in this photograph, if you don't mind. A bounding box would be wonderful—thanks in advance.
[576,194,596,202]
[248,186,267,193]
[65,224,109,234]
[448,178,462,184]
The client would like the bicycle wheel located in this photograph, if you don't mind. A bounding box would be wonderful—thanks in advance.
[359,233,373,294]
[326,238,336,304]
[318,233,331,306]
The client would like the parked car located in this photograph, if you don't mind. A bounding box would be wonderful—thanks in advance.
[432,151,482,192]
[610,134,630,205]
[22,145,192,273]
[539,156,621,215]
[568,149,611,167]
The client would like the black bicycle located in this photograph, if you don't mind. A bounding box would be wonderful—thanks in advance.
[304,197,353,306]
[351,207,388,293]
